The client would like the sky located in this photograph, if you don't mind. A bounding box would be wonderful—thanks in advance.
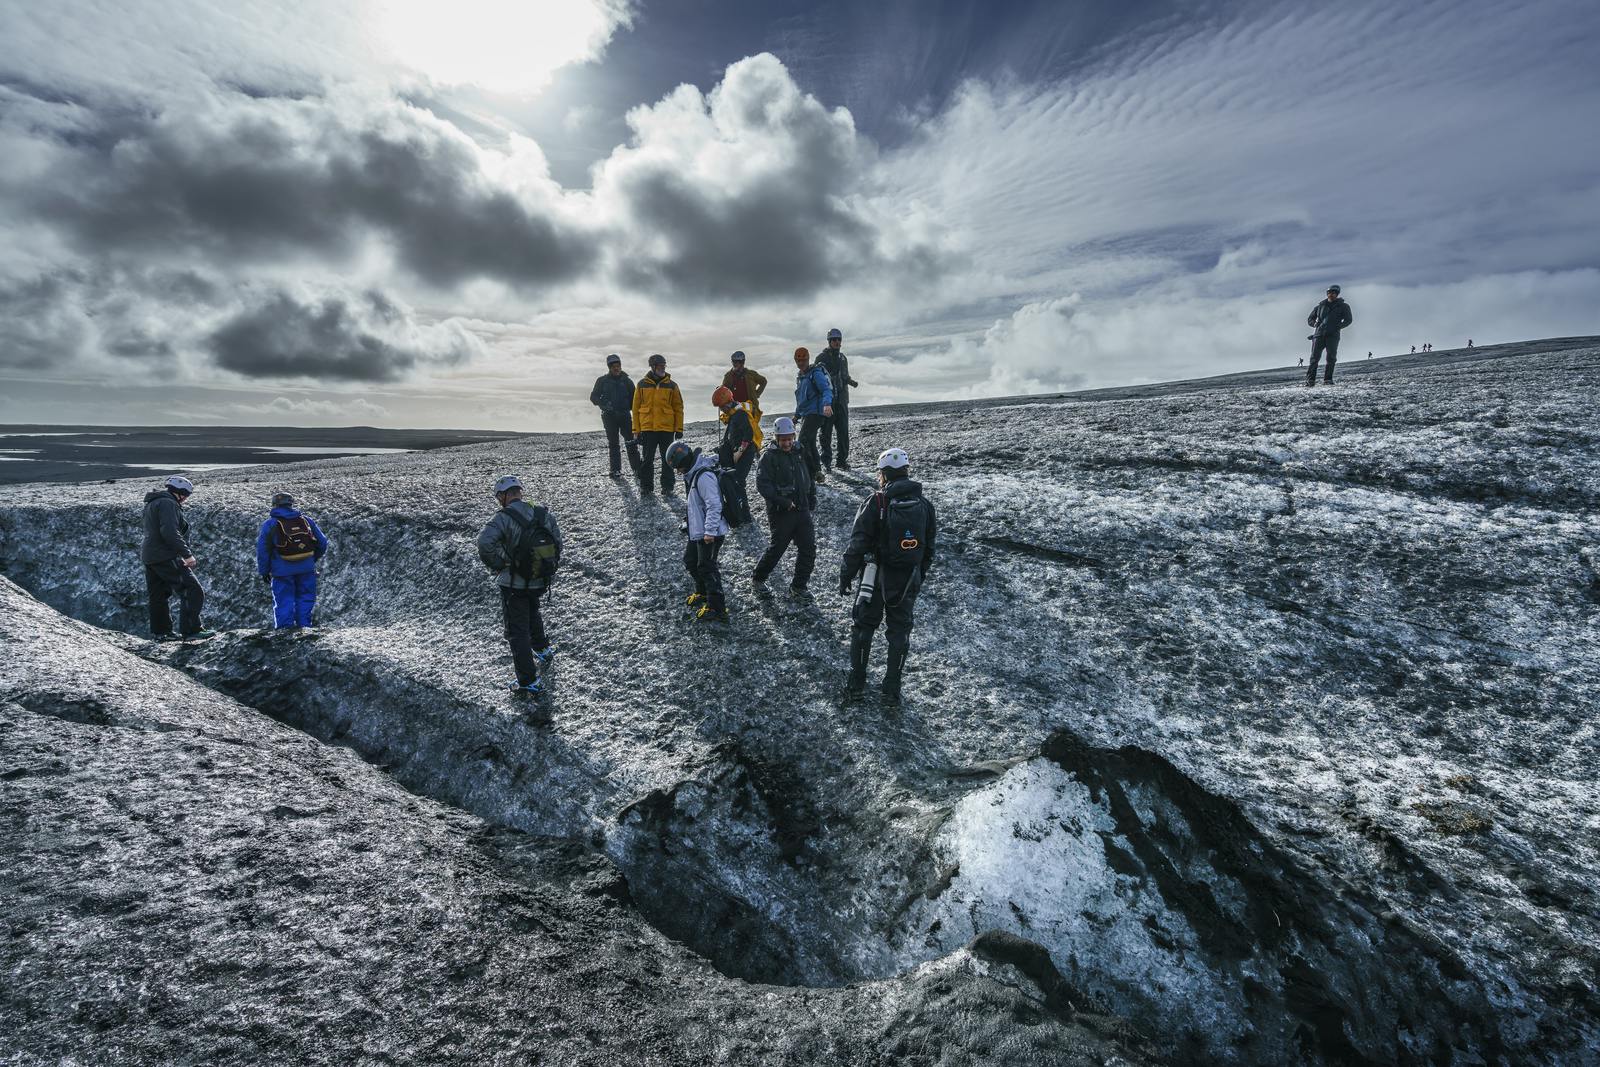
[1,0,1597,430]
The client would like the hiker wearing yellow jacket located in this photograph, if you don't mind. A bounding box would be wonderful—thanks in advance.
[632,353,684,495]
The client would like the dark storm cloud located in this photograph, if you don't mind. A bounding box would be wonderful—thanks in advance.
[0,273,92,369]
[26,93,597,289]
[207,289,482,382]
[595,53,942,302]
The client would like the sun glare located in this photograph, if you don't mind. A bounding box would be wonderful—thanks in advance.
[374,0,619,95]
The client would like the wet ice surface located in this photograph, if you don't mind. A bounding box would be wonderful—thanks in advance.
[2,338,1597,1064]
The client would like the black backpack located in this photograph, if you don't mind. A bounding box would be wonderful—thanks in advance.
[506,506,560,583]
[692,467,746,529]
[874,490,929,569]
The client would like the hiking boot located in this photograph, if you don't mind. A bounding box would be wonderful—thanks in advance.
[845,633,872,701]
[508,678,544,696]
[695,604,730,624]
[534,647,554,668]
[181,629,218,643]
[789,584,813,601]
[686,592,705,607]
[836,460,851,471]
[608,471,624,479]
[152,632,177,643]
[751,572,771,594]
[882,646,908,707]
[813,470,826,485]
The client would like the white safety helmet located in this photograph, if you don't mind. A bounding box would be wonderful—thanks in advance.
[493,475,523,494]
[876,448,910,471]
[773,416,796,436]
[164,475,194,494]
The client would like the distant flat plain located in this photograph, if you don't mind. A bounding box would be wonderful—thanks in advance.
[0,426,526,486]
[4,337,1587,487]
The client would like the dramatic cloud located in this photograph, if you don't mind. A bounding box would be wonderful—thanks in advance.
[18,92,595,288]
[208,289,483,382]
[1,0,1597,425]
[592,53,942,301]
[0,274,93,370]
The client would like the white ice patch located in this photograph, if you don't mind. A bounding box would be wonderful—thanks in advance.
[892,757,1262,1049]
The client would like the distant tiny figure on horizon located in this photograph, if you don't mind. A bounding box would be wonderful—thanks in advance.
[1468,339,1474,348]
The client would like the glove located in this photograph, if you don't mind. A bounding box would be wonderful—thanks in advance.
[674,431,683,440]
[260,574,271,587]
[839,575,852,596]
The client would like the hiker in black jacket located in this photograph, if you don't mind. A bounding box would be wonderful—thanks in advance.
[139,475,212,642]
[752,417,816,598]
[839,448,937,706]
[713,385,755,525]
[1306,285,1353,386]
[816,328,858,470]
[590,353,637,478]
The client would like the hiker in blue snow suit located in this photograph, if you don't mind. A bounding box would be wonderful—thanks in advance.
[792,346,833,484]
[255,492,329,629]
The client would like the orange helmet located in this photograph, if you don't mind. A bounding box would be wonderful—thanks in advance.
[711,385,734,408]
[793,346,809,364]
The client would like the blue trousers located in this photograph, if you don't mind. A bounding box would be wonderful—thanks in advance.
[271,572,318,628]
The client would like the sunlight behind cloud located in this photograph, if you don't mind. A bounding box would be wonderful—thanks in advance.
[372,0,627,94]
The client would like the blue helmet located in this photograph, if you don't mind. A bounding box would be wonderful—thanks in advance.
[665,441,695,471]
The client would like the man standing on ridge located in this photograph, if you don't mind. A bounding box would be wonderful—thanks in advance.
[714,386,756,526]
[752,416,816,598]
[1305,284,1353,386]
[140,475,213,642]
[792,346,833,484]
[839,449,936,707]
[816,328,858,471]
[670,441,730,624]
[255,491,328,630]
[477,475,562,697]
[590,353,637,479]
[632,353,684,494]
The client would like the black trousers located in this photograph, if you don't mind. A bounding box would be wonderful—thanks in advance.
[754,507,816,588]
[601,411,636,475]
[1309,336,1339,383]
[798,414,826,479]
[819,404,849,467]
[682,536,726,612]
[721,446,756,523]
[500,586,549,686]
[638,431,676,492]
[851,572,920,653]
[144,560,204,637]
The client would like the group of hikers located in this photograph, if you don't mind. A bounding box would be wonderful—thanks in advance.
[580,325,931,704]
[140,479,327,643]
[139,326,935,708]
[145,291,1384,704]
